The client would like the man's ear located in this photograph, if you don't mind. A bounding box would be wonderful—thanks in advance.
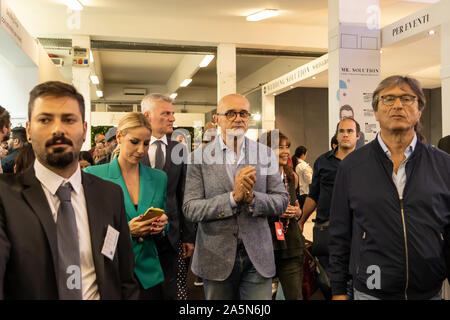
[83,121,87,142]
[26,121,31,142]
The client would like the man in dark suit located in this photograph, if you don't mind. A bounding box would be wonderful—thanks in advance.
[141,93,195,300]
[438,135,450,154]
[0,81,139,299]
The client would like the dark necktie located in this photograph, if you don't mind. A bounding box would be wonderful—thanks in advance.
[154,140,165,170]
[56,183,83,300]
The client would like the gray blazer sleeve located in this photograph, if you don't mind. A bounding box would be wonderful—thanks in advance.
[251,169,288,218]
[182,159,235,223]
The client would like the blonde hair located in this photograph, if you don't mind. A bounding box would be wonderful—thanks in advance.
[111,112,152,161]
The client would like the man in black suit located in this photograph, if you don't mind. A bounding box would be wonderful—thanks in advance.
[141,93,195,300]
[0,81,139,299]
[438,135,450,154]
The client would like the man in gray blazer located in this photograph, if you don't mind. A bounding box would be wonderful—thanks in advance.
[183,94,288,300]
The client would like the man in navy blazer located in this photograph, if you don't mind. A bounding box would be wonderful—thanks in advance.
[141,93,195,300]
[183,94,288,300]
[0,81,139,299]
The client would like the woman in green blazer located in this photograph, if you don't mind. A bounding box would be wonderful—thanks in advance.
[85,112,168,299]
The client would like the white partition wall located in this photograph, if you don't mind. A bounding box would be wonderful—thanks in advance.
[328,0,381,145]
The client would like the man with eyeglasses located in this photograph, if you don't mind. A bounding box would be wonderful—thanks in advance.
[183,94,288,300]
[329,75,450,300]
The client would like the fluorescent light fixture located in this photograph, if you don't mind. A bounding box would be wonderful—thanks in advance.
[60,0,83,11]
[90,75,99,84]
[246,9,279,22]
[253,113,261,121]
[428,29,435,35]
[170,93,178,99]
[180,79,192,87]
[96,90,103,98]
[90,50,94,63]
[402,0,439,3]
[199,55,215,68]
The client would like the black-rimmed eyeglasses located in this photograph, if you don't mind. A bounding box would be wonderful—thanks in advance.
[380,94,417,107]
[216,110,251,120]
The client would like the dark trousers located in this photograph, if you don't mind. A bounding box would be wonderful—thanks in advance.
[316,255,332,300]
[155,238,178,300]
[275,253,304,300]
[139,282,163,300]
[299,194,308,210]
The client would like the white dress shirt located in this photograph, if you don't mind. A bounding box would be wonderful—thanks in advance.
[148,135,168,168]
[295,159,313,195]
[34,159,100,300]
[377,132,417,199]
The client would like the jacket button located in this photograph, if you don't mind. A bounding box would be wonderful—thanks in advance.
[138,237,144,243]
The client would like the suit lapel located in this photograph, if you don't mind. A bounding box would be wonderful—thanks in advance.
[81,171,105,297]
[138,164,157,212]
[21,168,60,284]
[210,139,234,192]
[164,139,172,172]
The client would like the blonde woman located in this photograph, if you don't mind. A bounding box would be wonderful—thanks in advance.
[85,112,168,299]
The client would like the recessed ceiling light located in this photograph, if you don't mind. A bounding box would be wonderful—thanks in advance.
[170,93,178,99]
[90,75,99,84]
[246,9,279,22]
[428,29,435,35]
[312,76,317,80]
[199,55,215,68]
[60,0,83,11]
[379,49,383,54]
[96,90,103,98]
[180,79,192,87]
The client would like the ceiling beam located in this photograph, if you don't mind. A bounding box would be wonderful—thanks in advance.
[166,54,205,96]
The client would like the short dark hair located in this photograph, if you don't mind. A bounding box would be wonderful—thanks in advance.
[339,104,354,119]
[79,151,94,166]
[294,146,307,157]
[372,75,426,112]
[330,134,338,149]
[293,145,307,169]
[0,105,10,131]
[334,117,361,136]
[11,127,27,144]
[28,81,85,122]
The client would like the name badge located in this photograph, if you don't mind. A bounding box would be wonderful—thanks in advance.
[274,222,285,241]
[101,225,120,261]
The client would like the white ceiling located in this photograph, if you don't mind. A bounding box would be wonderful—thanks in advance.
[98,51,185,85]
[7,0,444,106]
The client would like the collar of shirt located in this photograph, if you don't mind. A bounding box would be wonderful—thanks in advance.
[377,132,417,161]
[326,147,339,160]
[217,133,246,163]
[151,135,168,146]
[34,159,82,196]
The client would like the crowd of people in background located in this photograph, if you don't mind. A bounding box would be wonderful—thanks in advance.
[0,75,449,301]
